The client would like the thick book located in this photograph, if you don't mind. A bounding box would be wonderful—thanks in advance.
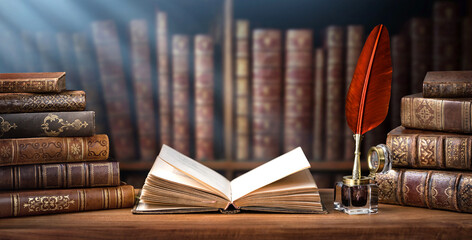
[56,33,81,90]
[432,1,460,71]
[0,184,134,218]
[0,134,109,167]
[0,72,65,93]
[0,91,86,113]
[133,145,326,214]
[0,111,95,138]
[376,169,472,213]
[0,161,120,190]
[390,34,410,128]
[423,71,472,98]
[401,93,472,133]
[410,18,432,93]
[313,48,325,162]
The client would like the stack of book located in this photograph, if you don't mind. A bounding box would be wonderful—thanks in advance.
[0,72,135,218]
[377,71,472,213]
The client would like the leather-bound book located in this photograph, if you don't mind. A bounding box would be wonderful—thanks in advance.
[0,184,134,218]
[390,34,410,128]
[130,20,158,161]
[35,32,61,72]
[410,18,432,93]
[20,32,40,73]
[0,72,65,93]
[401,93,472,133]
[283,29,313,156]
[92,20,136,160]
[0,134,109,167]
[0,161,120,190]
[252,29,282,161]
[433,1,460,71]
[376,169,472,213]
[313,48,325,162]
[235,19,250,161]
[423,71,472,98]
[325,26,344,161]
[56,33,81,90]
[172,35,191,156]
[0,91,86,113]
[194,35,214,160]
[462,17,472,70]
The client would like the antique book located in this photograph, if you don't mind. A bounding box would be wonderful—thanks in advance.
[172,35,191,156]
[0,134,109,167]
[283,29,313,156]
[133,145,326,214]
[462,17,472,70]
[20,32,40,73]
[56,33,81,90]
[0,184,134,218]
[390,34,410,128]
[0,72,65,93]
[194,35,214,160]
[423,71,472,98]
[376,169,472,213]
[92,20,136,160]
[432,1,460,71]
[0,111,95,138]
[130,19,158,161]
[401,93,472,133]
[410,18,432,93]
[312,48,325,162]
[0,91,86,113]
[235,19,250,161]
[252,29,282,161]
[35,32,61,72]
[0,161,120,190]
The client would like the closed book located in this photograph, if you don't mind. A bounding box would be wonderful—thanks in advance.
[390,34,410,128]
[401,93,472,133]
[410,18,432,93]
[0,184,134,218]
[433,1,460,71]
[0,161,120,190]
[313,48,325,161]
[423,71,472,98]
[376,169,472,213]
[36,32,61,73]
[0,134,109,167]
[0,91,86,114]
[56,33,81,90]
[462,17,472,70]
[0,72,65,93]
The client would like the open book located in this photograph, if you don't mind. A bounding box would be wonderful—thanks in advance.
[133,145,326,214]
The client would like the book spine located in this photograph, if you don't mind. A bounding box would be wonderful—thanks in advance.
[36,32,60,72]
[283,29,313,156]
[156,11,172,147]
[194,35,214,160]
[313,48,325,161]
[56,33,82,90]
[130,20,158,161]
[433,1,460,71]
[20,32,40,73]
[0,161,120,190]
[462,17,472,70]
[401,95,472,133]
[172,35,191,156]
[376,169,472,213]
[92,20,137,160]
[0,134,109,167]
[423,71,472,98]
[252,29,282,161]
[325,26,344,161]
[235,19,250,161]
[0,91,86,114]
[0,73,65,93]
[0,111,95,138]
[0,184,135,218]
[410,18,432,93]
[390,35,410,128]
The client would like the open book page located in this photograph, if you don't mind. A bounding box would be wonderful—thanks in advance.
[230,147,311,201]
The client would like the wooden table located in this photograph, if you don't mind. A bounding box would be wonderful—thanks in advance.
[1,189,471,239]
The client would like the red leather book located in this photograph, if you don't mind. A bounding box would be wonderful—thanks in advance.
[92,20,136,160]
[0,91,86,113]
[433,1,460,71]
[462,17,472,70]
[422,71,472,98]
[313,48,325,162]
[130,19,158,161]
[20,32,40,73]
[35,32,60,72]
[410,18,432,93]
[0,72,65,93]
[56,33,81,90]
[390,34,410,128]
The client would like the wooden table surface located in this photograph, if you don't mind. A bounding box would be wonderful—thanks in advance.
[1,189,471,239]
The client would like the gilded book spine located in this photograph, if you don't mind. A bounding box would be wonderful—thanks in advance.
[283,29,313,156]
[252,29,282,161]
[130,20,158,161]
[0,134,109,167]
[36,32,60,72]
[0,161,120,190]
[313,48,325,161]
[56,33,81,90]
[422,71,472,98]
[390,35,410,128]
[376,169,472,213]
[410,18,432,93]
[0,72,65,93]
[194,35,214,160]
[433,1,460,71]
[462,17,472,70]
[0,91,86,113]
[0,184,135,218]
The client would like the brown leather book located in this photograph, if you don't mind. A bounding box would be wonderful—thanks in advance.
[390,34,410,128]
[172,35,191,156]
[0,161,120,190]
[92,20,136,160]
[433,1,460,71]
[283,29,313,156]
[194,35,214,160]
[462,17,472,70]
[20,32,40,73]
[56,33,81,90]
[252,29,282,161]
[36,32,61,72]
[0,72,65,93]
[0,134,109,167]
[130,19,158,161]
[376,169,472,213]
[410,18,432,93]
[235,19,250,161]
[0,91,86,113]
[0,184,135,218]
[313,48,325,162]
[423,71,472,98]
[401,93,472,133]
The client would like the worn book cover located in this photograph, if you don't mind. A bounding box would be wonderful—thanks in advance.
[0,91,86,113]
[0,72,65,93]
[423,71,472,98]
